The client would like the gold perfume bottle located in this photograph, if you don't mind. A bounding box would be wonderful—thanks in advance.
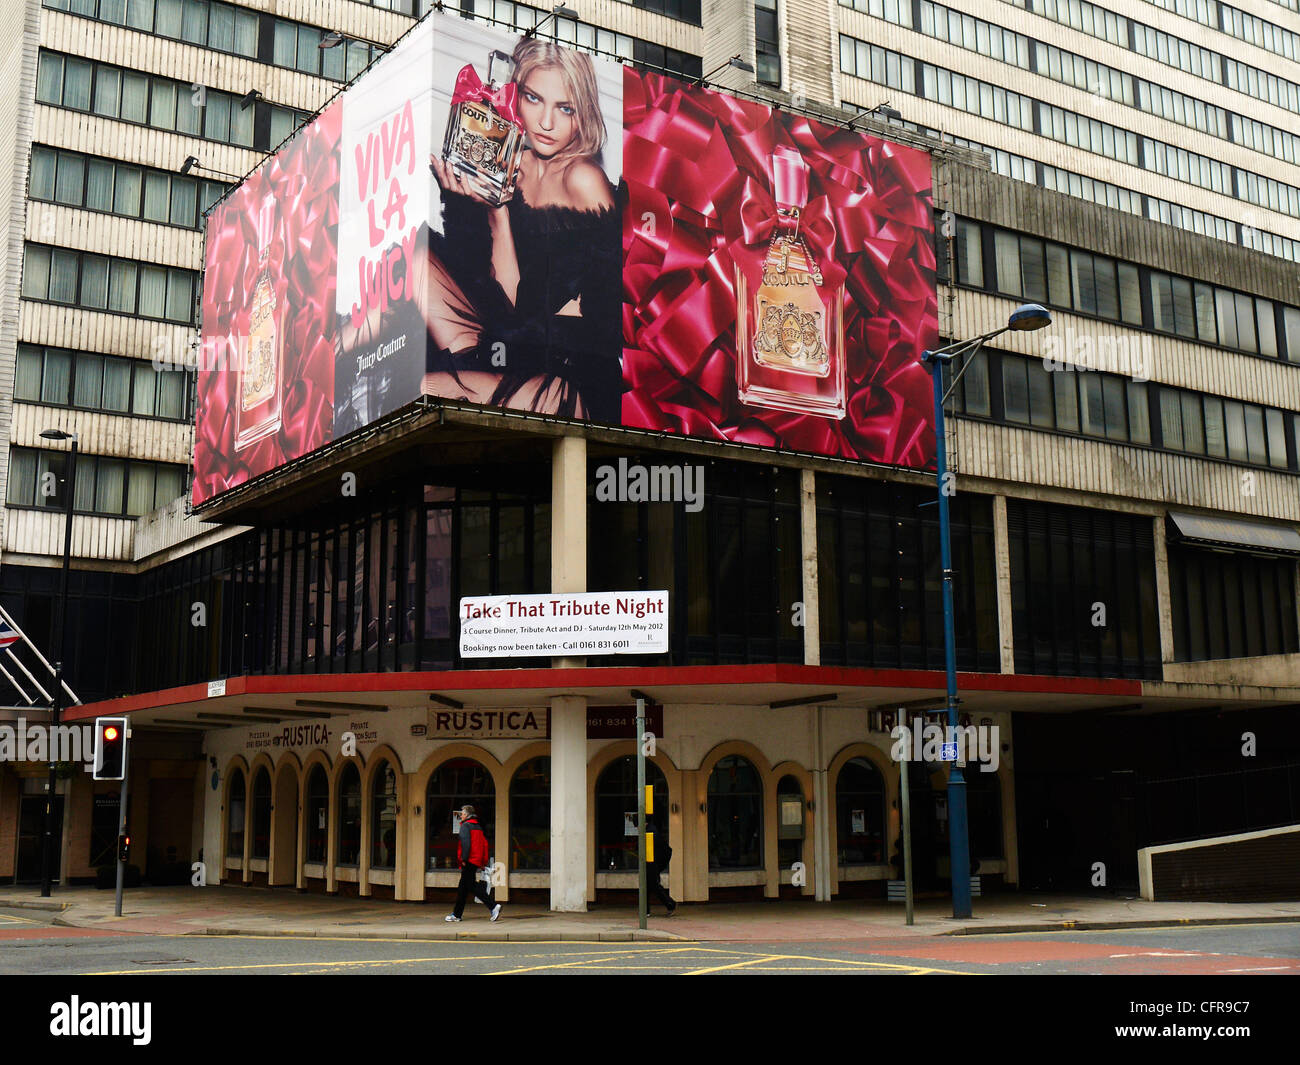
[235,195,282,451]
[736,146,846,419]
[442,50,525,206]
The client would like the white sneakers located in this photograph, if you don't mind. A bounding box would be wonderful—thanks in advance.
[490,903,502,922]
[444,914,461,922]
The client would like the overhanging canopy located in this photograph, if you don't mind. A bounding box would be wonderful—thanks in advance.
[1168,511,1300,556]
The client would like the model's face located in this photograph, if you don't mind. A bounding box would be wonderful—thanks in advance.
[518,67,576,158]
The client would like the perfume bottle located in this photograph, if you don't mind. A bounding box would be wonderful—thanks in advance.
[736,146,846,419]
[235,195,282,450]
[442,49,525,206]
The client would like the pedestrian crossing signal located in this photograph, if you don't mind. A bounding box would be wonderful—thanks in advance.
[93,717,128,780]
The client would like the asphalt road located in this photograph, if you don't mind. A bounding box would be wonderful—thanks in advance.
[1,907,1297,975]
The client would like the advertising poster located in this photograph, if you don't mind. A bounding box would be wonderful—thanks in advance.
[193,10,936,507]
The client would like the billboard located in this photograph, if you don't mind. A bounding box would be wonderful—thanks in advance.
[193,11,936,506]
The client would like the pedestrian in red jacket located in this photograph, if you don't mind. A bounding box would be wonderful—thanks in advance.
[446,805,502,923]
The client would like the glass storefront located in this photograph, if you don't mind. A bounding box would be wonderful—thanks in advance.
[509,757,550,871]
[370,761,398,869]
[226,768,245,858]
[426,758,495,871]
[836,757,886,865]
[336,763,361,865]
[595,757,668,871]
[305,765,328,863]
[707,755,762,869]
[251,768,271,860]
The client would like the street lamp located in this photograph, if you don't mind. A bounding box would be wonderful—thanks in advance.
[697,54,756,87]
[37,428,78,898]
[920,303,1050,920]
[524,4,581,38]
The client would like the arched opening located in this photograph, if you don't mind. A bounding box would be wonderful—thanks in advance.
[370,760,398,870]
[707,755,762,870]
[304,764,329,865]
[595,756,668,871]
[426,758,495,872]
[509,757,550,871]
[835,757,887,866]
[336,763,361,867]
[225,768,246,861]
[250,767,272,861]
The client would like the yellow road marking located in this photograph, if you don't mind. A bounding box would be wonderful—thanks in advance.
[0,914,36,923]
[684,956,772,975]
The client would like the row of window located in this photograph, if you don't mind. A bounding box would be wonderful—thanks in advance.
[841,36,1300,224]
[915,0,1300,168]
[44,0,381,83]
[1218,3,1300,64]
[454,0,703,78]
[1004,0,1300,119]
[7,446,188,518]
[29,145,226,230]
[22,244,198,324]
[36,51,312,153]
[15,344,195,422]
[957,220,1300,363]
[840,0,914,25]
[976,351,1299,472]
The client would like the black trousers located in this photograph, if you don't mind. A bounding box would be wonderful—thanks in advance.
[650,860,674,909]
[453,863,494,918]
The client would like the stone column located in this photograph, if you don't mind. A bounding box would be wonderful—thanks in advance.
[800,468,820,665]
[549,694,589,912]
[992,495,1015,674]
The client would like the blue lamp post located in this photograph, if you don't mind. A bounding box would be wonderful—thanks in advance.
[920,303,1051,920]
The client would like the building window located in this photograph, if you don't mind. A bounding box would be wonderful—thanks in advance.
[426,758,495,871]
[22,243,197,325]
[708,755,762,870]
[5,446,188,518]
[370,761,398,869]
[226,769,245,858]
[776,774,804,869]
[595,756,668,872]
[1007,499,1161,679]
[336,763,361,865]
[755,0,780,87]
[1169,544,1299,661]
[509,757,550,871]
[835,757,885,865]
[305,765,328,863]
[250,768,271,860]
[29,145,226,229]
[967,770,1003,862]
[16,345,194,422]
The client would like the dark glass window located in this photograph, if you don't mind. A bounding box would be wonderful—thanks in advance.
[1170,542,1299,662]
[595,757,669,872]
[835,757,886,865]
[250,768,271,860]
[708,755,762,870]
[305,765,328,863]
[336,763,361,865]
[370,760,398,869]
[225,769,245,858]
[510,757,551,871]
[426,758,495,872]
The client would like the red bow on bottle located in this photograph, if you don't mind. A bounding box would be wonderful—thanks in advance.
[450,63,521,126]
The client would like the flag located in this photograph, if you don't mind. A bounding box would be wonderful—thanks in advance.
[0,620,18,648]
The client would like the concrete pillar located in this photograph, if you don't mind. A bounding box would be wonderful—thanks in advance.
[992,495,1015,674]
[549,694,589,912]
[551,435,587,638]
[1152,515,1175,666]
[800,468,820,665]
[812,706,832,901]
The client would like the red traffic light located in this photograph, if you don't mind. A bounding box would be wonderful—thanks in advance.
[104,726,119,741]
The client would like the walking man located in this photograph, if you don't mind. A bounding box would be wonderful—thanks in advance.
[649,813,677,915]
[446,804,502,923]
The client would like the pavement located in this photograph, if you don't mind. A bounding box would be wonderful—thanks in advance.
[3,884,1299,942]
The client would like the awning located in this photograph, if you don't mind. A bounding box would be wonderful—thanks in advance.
[1168,511,1300,556]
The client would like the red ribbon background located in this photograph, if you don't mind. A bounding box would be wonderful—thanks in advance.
[193,101,342,506]
[621,71,938,466]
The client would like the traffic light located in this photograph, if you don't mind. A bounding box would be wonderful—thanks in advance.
[93,717,128,780]
[118,834,130,864]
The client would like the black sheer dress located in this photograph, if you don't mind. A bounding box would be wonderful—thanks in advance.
[426,180,624,424]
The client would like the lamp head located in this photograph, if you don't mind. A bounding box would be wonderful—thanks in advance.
[553,3,579,16]
[39,429,75,441]
[180,155,198,175]
[1007,303,1051,332]
[319,30,344,49]
[729,56,756,73]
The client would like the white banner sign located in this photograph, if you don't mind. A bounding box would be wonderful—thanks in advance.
[459,591,668,658]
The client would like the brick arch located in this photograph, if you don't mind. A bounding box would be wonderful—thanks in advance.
[771,760,817,897]
[696,740,776,898]
[586,742,682,900]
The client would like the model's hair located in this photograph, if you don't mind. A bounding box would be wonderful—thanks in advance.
[461,805,476,817]
[510,38,605,166]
